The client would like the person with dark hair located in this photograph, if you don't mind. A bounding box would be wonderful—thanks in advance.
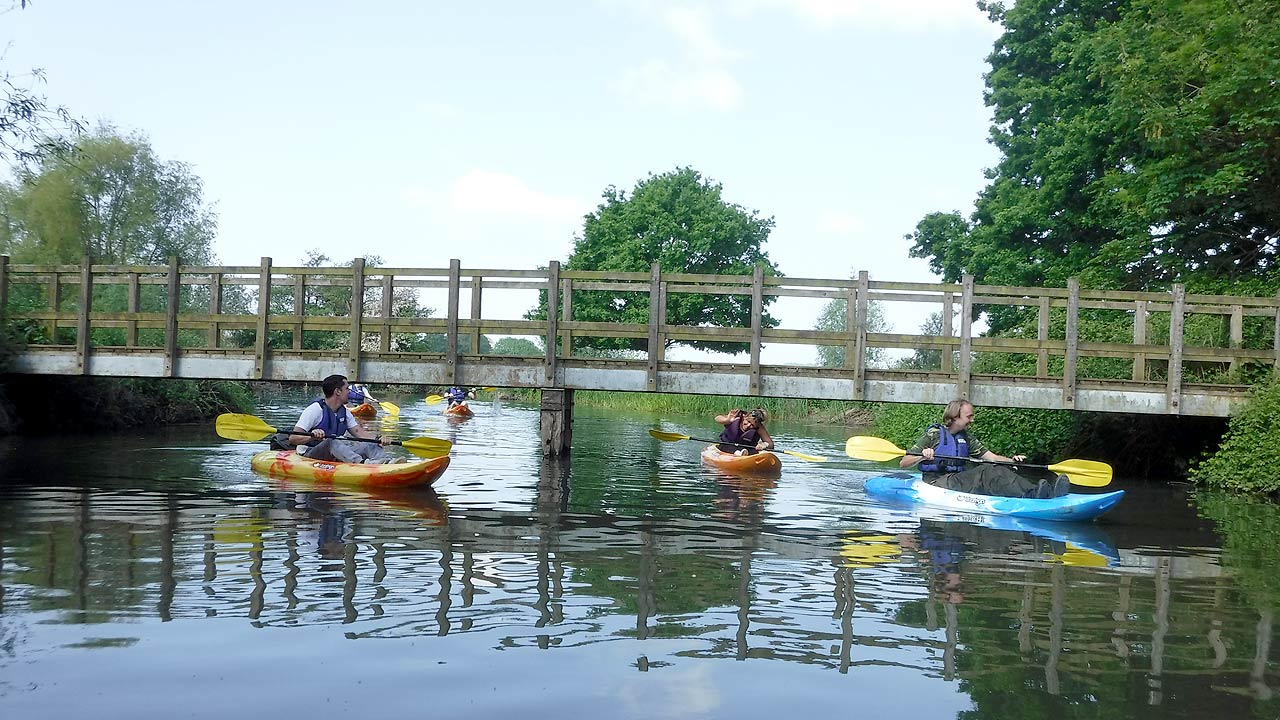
[283,374,393,464]
[901,399,1068,498]
[714,407,775,455]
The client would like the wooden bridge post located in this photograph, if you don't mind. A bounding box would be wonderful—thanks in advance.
[292,271,304,350]
[446,259,461,384]
[76,255,93,375]
[1133,300,1148,381]
[544,261,560,385]
[253,257,272,380]
[380,272,394,353]
[163,256,180,378]
[1168,284,1185,414]
[46,268,60,343]
[1037,296,1050,377]
[851,271,869,400]
[941,290,954,374]
[540,388,573,456]
[647,263,663,390]
[348,257,366,378]
[126,271,139,347]
[560,275,573,358]
[208,270,222,349]
[471,274,485,355]
[1229,304,1243,376]
[0,255,8,326]
[748,265,763,396]
[1274,289,1280,372]
[958,275,973,399]
[1063,279,1079,408]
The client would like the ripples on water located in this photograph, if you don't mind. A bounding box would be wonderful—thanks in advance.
[0,396,1277,719]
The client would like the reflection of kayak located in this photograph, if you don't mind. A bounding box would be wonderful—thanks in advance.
[350,403,377,419]
[864,473,1124,522]
[701,445,782,476]
[443,403,473,418]
[953,514,1121,566]
[250,450,449,489]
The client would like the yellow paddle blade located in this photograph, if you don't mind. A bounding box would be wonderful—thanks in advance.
[1048,458,1113,487]
[379,401,401,416]
[425,395,443,405]
[399,436,452,458]
[649,429,693,442]
[845,436,908,462]
[216,413,279,441]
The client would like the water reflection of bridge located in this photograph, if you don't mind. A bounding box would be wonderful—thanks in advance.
[3,481,1274,709]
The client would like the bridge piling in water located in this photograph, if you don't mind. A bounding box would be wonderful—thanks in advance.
[540,388,573,456]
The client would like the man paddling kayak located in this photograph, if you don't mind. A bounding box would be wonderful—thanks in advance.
[714,407,775,456]
[281,374,394,464]
[901,399,1068,499]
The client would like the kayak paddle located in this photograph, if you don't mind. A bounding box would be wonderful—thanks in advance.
[215,413,452,458]
[844,435,1112,487]
[649,429,828,462]
[378,400,401,416]
[425,395,443,405]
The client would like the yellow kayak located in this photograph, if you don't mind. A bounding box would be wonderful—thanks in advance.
[250,450,449,489]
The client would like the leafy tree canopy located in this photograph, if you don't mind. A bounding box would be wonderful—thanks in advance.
[1,1,83,165]
[529,167,781,354]
[1,126,216,264]
[909,0,1280,292]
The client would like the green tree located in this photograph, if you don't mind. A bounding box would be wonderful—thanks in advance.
[489,336,542,356]
[909,0,1280,295]
[893,311,946,371]
[528,167,781,354]
[1,126,216,265]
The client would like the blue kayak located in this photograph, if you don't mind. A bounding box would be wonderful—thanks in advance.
[864,473,1125,522]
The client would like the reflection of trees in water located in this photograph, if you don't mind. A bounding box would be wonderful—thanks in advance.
[1,486,1277,711]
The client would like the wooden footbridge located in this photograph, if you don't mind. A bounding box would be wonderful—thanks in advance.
[2,255,1276,436]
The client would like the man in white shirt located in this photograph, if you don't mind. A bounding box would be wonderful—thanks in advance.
[285,374,391,464]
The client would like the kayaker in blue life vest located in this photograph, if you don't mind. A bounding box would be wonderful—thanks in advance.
[347,382,377,406]
[900,399,1069,499]
[445,386,473,408]
[282,374,395,464]
[714,407,775,455]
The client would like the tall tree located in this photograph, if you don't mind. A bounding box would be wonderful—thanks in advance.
[813,287,888,368]
[528,167,781,354]
[909,0,1280,296]
[1,126,216,264]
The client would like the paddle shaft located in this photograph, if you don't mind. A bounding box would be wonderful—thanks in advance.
[903,450,1050,472]
[683,435,772,452]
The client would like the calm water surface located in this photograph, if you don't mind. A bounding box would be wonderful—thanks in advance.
[0,393,1277,719]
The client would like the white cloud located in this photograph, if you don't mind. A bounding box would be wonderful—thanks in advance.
[446,170,586,221]
[816,211,863,234]
[620,60,743,112]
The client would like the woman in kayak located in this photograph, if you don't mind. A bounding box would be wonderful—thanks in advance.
[445,386,473,408]
[284,374,394,464]
[901,399,1069,498]
[714,407,775,456]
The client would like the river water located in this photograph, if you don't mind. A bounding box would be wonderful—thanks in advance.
[0,391,1276,719]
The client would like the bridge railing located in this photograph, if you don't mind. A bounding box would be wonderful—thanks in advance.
[2,255,1278,412]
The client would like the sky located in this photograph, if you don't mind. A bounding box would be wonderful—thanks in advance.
[4,0,1003,364]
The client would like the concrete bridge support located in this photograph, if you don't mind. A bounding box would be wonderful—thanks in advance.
[539,388,574,457]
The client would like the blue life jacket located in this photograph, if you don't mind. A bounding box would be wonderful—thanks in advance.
[446,387,466,404]
[918,424,969,474]
[720,418,760,447]
[347,387,366,404]
[309,398,350,442]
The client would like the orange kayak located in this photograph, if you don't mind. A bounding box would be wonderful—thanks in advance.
[250,450,449,489]
[700,445,782,476]
[443,403,474,418]
[350,403,377,419]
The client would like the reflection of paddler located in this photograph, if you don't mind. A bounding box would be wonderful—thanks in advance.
[838,531,902,569]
